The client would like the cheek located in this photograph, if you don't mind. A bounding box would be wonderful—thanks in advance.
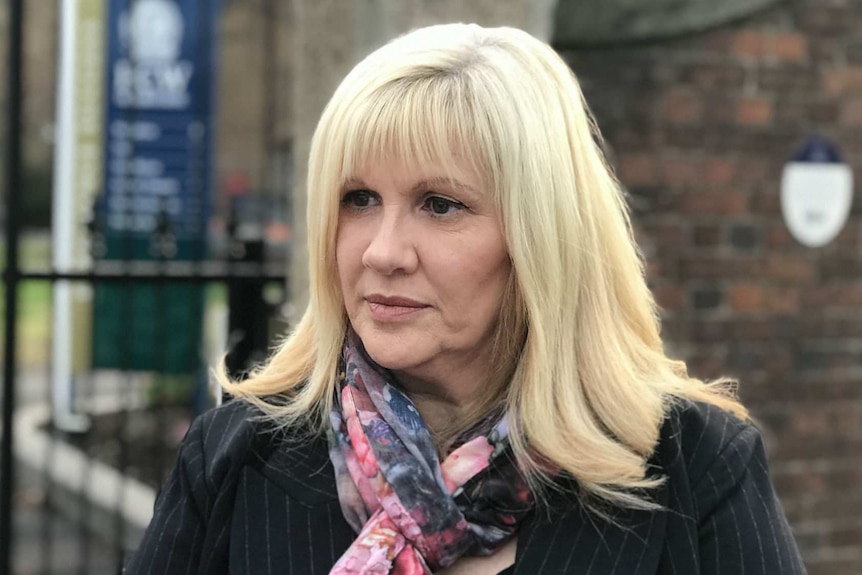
[472,230,510,288]
[335,223,361,288]
[439,240,510,316]
[478,257,511,312]
[474,236,511,315]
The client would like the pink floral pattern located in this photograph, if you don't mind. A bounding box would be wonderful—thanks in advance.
[328,330,534,575]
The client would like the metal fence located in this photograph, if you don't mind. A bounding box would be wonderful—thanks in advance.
[0,1,288,572]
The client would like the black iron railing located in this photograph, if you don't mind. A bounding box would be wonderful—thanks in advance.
[0,2,289,572]
[1,0,26,571]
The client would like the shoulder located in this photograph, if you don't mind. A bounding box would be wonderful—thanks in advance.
[179,398,296,493]
[658,399,756,479]
[655,399,762,482]
[187,398,339,505]
[191,399,264,458]
[654,399,770,517]
[651,402,807,572]
[190,396,331,464]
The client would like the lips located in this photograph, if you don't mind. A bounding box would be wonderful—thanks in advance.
[365,294,429,320]
[366,294,426,307]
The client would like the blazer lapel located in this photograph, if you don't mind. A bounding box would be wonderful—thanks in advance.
[252,428,341,506]
[514,480,669,575]
[252,427,672,574]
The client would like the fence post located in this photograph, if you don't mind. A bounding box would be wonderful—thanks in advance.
[1,0,26,571]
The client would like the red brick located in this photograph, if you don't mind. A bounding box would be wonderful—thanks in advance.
[775,99,807,125]
[767,224,794,248]
[821,257,862,280]
[663,89,703,125]
[761,347,793,373]
[735,157,771,186]
[736,97,773,126]
[689,65,746,92]
[839,99,862,126]
[681,255,762,279]
[700,30,732,53]
[765,287,800,314]
[729,284,764,313]
[782,490,862,524]
[770,434,862,462]
[661,156,702,189]
[766,255,815,282]
[801,284,862,308]
[821,67,862,96]
[732,319,778,340]
[745,379,860,403]
[644,258,665,282]
[679,191,748,215]
[781,406,862,446]
[650,221,687,249]
[751,192,782,215]
[832,220,859,249]
[767,32,809,64]
[731,30,766,59]
[774,467,829,495]
[704,157,735,186]
[810,100,839,123]
[760,67,817,92]
[632,221,649,244]
[561,17,862,572]
[827,524,862,548]
[795,316,862,338]
[618,152,658,186]
[789,410,833,437]
[692,224,722,247]
[685,347,728,378]
[807,556,862,575]
[654,283,685,312]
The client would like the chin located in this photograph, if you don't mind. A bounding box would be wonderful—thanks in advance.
[362,341,418,371]
[355,327,428,372]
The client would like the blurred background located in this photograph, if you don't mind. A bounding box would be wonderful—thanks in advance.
[0,0,860,573]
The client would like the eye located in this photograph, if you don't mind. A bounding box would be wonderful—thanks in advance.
[423,196,465,217]
[341,189,377,210]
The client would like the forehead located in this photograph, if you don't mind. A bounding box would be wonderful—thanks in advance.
[342,155,486,193]
[332,75,495,191]
[338,127,488,183]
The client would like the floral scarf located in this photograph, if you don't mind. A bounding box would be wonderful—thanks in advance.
[327,330,534,574]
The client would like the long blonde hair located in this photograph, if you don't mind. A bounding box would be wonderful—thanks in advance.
[219,23,746,508]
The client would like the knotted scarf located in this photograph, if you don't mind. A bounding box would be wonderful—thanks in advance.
[327,330,534,574]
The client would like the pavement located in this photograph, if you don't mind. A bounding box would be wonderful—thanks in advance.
[6,367,153,574]
[13,474,118,575]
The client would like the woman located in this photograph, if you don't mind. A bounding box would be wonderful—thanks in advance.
[127,23,806,574]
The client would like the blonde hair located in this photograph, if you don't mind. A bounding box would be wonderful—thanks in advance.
[219,23,746,508]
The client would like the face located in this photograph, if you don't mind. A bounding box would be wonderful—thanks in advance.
[336,157,510,393]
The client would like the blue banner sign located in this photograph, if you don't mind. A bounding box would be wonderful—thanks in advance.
[93,0,220,374]
[100,0,218,250]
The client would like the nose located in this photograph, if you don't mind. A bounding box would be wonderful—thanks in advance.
[361,211,419,275]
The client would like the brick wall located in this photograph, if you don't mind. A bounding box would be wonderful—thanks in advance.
[562,1,862,573]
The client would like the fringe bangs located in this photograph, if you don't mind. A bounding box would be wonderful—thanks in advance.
[337,76,491,193]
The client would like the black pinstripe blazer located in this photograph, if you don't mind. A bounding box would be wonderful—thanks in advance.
[126,398,807,574]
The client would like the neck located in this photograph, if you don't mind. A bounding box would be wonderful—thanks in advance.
[394,372,475,434]
[393,366,505,453]
[391,332,498,413]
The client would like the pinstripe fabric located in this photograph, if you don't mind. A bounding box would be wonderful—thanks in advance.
[125,399,807,574]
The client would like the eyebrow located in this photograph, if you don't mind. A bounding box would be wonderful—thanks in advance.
[412,177,479,196]
[340,176,479,195]
[341,176,367,189]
